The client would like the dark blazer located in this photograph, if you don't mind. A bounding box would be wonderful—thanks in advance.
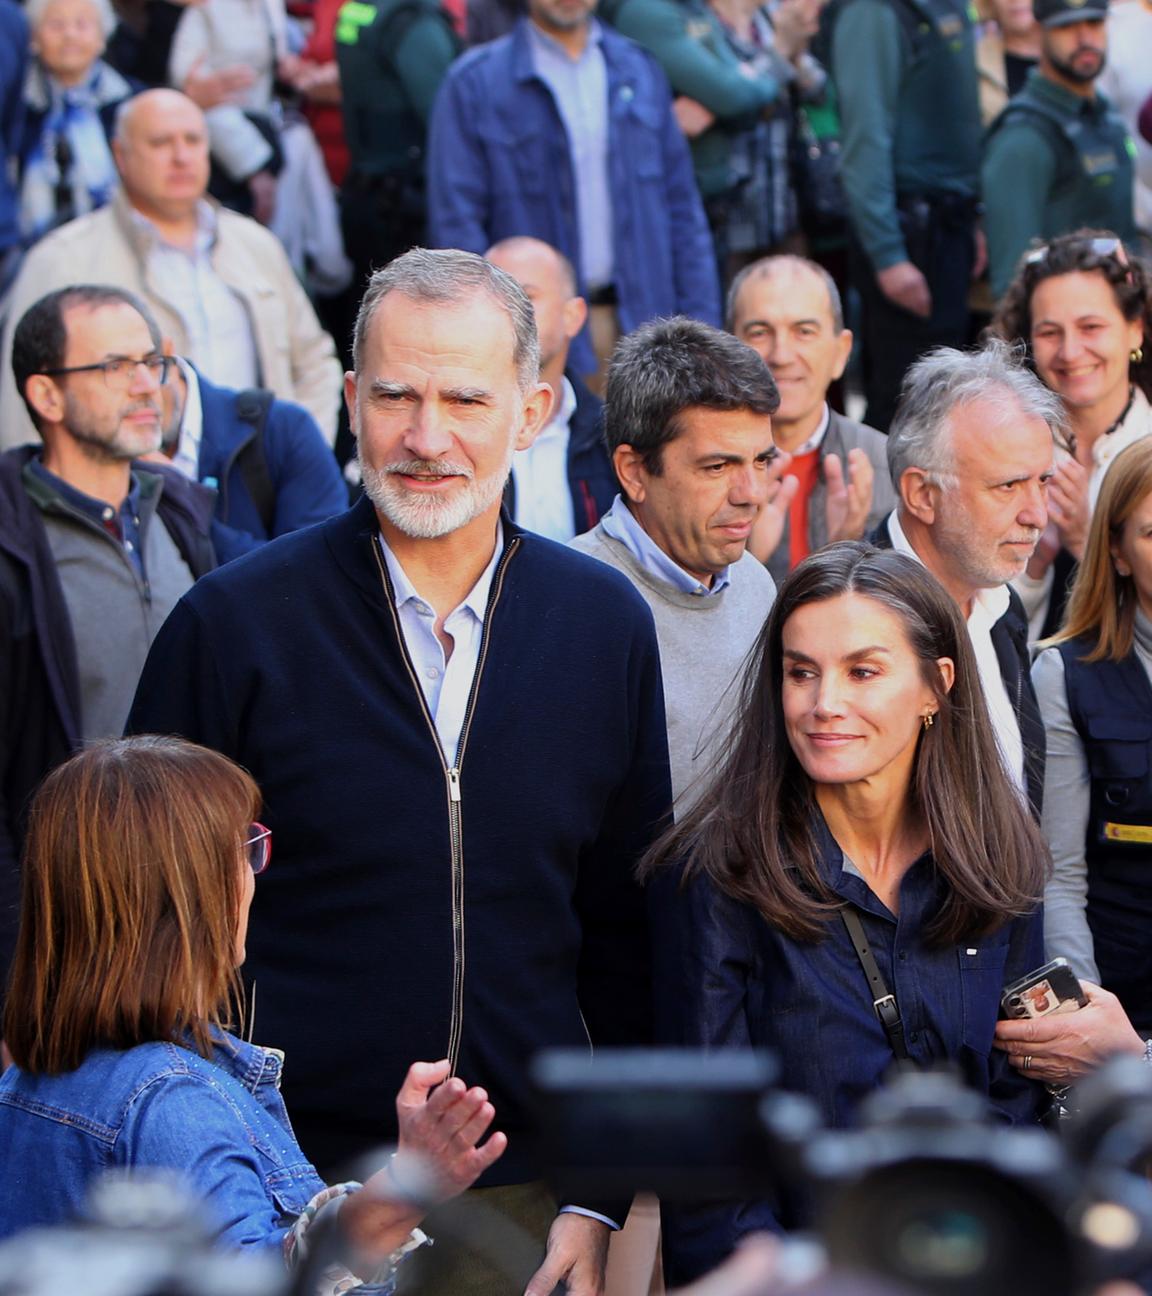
[869,511,1045,817]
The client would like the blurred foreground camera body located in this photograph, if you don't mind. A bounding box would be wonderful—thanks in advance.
[0,1174,283,1296]
[534,1051,1152,1296]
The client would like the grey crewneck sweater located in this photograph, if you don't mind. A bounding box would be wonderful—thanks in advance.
[571,524,776,815]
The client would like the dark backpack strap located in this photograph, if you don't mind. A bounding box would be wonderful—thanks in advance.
[233,388,276,534]
[841,906,911,1062]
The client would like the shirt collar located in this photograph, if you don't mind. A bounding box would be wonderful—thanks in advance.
[167,358,203,481]
[544,376,578,437]
[887,510,1010,623]
[128,198,217,255]
[786,404,831,458]
[27,455,141,525]
[378,522,505,621]
[600,495,731,596]
[526,15,603,60]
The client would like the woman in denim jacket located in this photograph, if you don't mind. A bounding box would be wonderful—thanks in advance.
[0,736,506,1291]
[647,544,1051,1283]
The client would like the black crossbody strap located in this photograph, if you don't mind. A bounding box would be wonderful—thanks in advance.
[840,907,910,1062]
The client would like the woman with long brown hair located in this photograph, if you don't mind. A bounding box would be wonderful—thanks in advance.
[1033,437,1152,1034]
[0,736,505,1285]
[648,543,1050,1284]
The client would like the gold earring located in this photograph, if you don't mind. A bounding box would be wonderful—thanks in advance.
[1132,347,1145,365]
[922,712,935,731]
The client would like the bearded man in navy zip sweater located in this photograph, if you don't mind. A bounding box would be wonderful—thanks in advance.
[128,248,672,1296]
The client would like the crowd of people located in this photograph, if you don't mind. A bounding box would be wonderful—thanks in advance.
[0,0,1151,1290]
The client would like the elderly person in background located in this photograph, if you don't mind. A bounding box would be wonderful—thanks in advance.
[19,0,134,244]
[0,89,343,449]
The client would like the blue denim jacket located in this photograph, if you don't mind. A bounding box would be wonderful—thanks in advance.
[650,817,1048,1282]
[425,18,721,374]
[0,1032,325,1254]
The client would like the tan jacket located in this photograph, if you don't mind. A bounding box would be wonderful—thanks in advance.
[976,30,1009,128]
[0,192,342,449]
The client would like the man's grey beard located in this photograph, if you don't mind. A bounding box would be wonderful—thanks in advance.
[359,446,515,539]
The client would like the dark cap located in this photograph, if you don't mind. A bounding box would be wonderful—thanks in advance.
[1033,0,1107,27]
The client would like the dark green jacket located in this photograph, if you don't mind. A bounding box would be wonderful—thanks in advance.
[601,0,790,198]
[334,0,459,178]
[831,0,980,270]
[983,69,1137,297]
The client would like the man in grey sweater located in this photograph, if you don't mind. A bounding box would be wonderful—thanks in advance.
[571,317,781,814]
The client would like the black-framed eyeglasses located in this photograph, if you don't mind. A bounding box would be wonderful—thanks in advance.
[39,355,174,390]
[245,822,272,875]
[1024,237,1124,268]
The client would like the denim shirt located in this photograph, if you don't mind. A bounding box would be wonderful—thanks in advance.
[0,1031,325,1254]
[650,816,1048,1282]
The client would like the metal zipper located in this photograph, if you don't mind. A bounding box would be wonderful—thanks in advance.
[370,532,521,1074]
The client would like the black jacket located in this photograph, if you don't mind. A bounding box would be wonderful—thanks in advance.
[127,497,671,1179]
[0,448,215,985]
[869,513,1045,817]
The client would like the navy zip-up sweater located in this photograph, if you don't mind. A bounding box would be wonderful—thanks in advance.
[128,496,671,1180]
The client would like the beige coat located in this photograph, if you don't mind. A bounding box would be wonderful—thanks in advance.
[0,191,342,448]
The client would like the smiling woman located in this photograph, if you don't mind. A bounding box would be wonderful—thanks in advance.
[991,230,1152,637]
[645,542,1051,1284]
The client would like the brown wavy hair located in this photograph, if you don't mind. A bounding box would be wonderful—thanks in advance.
[1046,438,1152,662]
[4,736,260,1074]
[641,543,1049,945]
[989,229,1152,401]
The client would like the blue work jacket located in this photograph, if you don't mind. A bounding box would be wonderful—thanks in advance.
[649,815,1047,1282]
[426,17,721,372]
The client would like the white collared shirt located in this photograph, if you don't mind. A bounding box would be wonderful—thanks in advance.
[785,403,832,458]
[511,377,578,542]
[887,511,1026,794]
[166,358,204,482]
[130,200,259,393]
[378,526,503,765]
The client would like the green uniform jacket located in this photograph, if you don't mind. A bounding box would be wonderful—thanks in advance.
[831,0,981,271]
[983,69,1137,298]
[334,0,459,178]
[600,0,790,198]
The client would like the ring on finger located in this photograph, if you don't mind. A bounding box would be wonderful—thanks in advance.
[1022,1055,1033,1070]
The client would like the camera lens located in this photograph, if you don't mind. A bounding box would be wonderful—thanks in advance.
[894,1209,989,1278]
[822,1160,1075,1296]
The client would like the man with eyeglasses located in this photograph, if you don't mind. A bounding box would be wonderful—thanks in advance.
[983,0,1137,298]
[0,284,215,996]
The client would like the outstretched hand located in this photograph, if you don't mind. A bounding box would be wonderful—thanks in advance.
[342,1060,506,1267]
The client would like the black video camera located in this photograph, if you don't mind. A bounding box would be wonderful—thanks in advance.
[533,1050,1152,1296]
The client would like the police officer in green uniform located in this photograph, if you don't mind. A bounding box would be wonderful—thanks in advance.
[832,0,983,431]
[334,0,459,290]
[983,0,1136,298]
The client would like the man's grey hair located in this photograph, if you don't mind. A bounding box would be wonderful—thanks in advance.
[27,0,116,38]
[353,247,540,389]
[725,254,845,333]
[887,338,1068,489]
